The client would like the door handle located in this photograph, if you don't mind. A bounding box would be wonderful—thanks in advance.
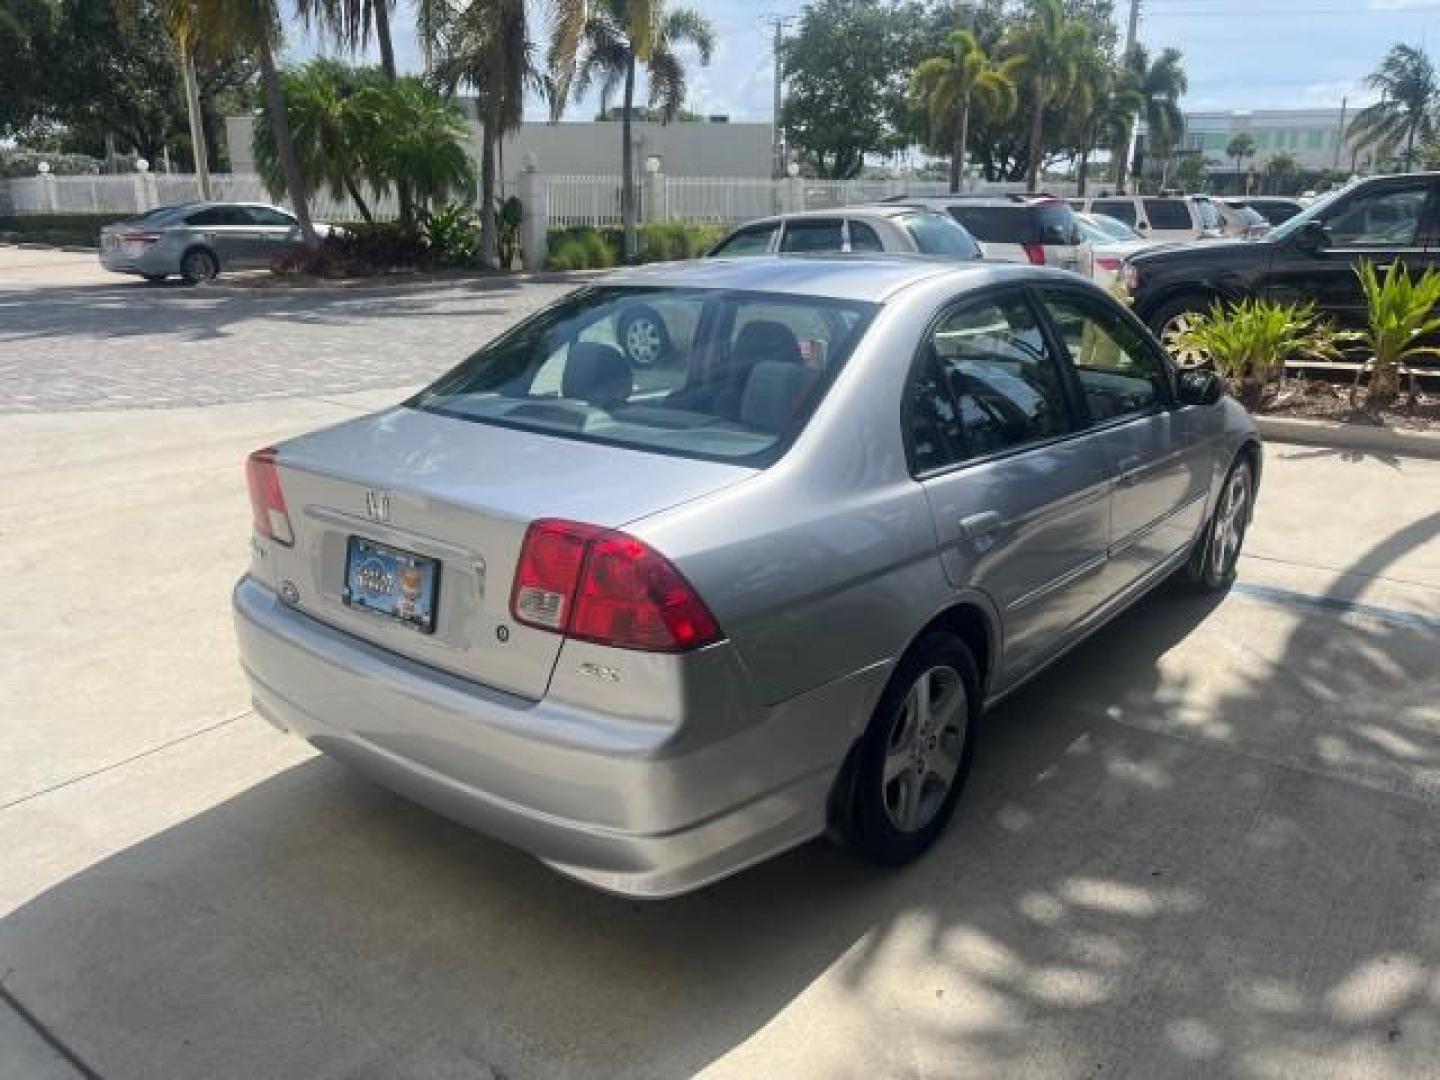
[958,511,1004,540]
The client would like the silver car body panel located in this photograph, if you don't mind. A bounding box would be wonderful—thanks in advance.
[98,201,334,279]
[234,256,1259,896]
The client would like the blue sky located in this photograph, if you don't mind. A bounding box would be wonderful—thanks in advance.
[289,0,1440,120]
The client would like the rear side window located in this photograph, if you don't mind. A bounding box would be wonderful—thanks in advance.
[186,206,250,226]
[711,222,778,256]
[1092,199,1137,226]
[414,286,876,464]
[848,220,886,252]
[900,213,980,258]
[245,206,295,227]
[779,218,845,253]
[1143,199,1194,230]
[949,205,1038,245]
[1032,201,1081,244]
[908,293,1073,470]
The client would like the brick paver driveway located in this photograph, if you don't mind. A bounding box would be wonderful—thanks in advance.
[0,256,573,412]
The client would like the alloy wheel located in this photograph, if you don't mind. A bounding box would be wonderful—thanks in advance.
[1160,310,1207,368]
[882,665,968,834]
[1210,465,1251,577]
[623,315,664,366]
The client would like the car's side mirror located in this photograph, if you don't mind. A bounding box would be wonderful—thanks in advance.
[1177,368,1224,407]
[1295,219,1327,251]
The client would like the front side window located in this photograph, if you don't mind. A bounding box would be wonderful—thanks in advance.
[245,206,296,227]
[187,206,249,227]
[848,220,886,252]
[1322,185,1429,247]
[1039,290,1168,422]
[711,221,778,256]
[779,218,845,253]
[413,287,875,463]
[1143,199,1194,230]
[900,212,980,257]
[908,292,1073,470]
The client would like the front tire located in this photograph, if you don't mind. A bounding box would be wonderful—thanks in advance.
[849,631,979,866]
[180,248,219,285]
[1182,456,1254,590]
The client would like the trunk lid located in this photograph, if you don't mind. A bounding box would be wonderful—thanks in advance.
[265,406,756,699]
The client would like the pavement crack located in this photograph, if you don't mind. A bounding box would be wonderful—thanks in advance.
[0,976,105,1080]
[0,710,252,812]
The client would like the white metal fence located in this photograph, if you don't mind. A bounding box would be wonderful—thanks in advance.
[1,172,399,222]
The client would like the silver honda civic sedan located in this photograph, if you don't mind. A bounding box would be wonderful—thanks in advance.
[233,255,1260,897]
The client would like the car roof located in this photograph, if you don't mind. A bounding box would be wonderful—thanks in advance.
[896,194,1061,207]
[733,205,950,226]
[598,253,1067,303]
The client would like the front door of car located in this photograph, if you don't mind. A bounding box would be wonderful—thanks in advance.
[1265,177,1440,328]
[242,206,302,265]
[186,206,262,267]
[1034,286,1213,596]
[907,288,1114,684]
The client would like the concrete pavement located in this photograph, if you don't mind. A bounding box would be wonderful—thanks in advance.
[2,249,1440,1079]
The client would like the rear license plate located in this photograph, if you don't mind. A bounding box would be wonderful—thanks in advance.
[343,537,440,634]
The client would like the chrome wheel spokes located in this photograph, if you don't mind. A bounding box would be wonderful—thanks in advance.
[883,665,968,833]
[1211,467,1250,575]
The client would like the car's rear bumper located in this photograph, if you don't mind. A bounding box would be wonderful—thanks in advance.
[233,575,874,897]
[98,246,173,275]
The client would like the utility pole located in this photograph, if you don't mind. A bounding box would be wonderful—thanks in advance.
[1121,0,1142,192]
[1334,96,1347,172]
[1125,0,1141,52]
[761,15,794,178]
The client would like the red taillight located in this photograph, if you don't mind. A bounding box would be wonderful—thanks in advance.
[1021,242,1046,266]
[245,447,294,545]
[120,231,162,244]
[510,518,721,653]
[1096,256,1122,272]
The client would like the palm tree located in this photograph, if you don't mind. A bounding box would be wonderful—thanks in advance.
[1004,0,1090,192]
[1264,150,1299,195]
[183,0,318,246]
[1226,131,1256,191]
[116,0,212,199]
[430,0,535,268]
[1349,44,1439,172]
[550,0,714,262]
[1069,43,1120,197]
[910,29,1018,193]
[1114,44,1186,195]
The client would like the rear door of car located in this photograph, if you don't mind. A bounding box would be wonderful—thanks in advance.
[1263,175,1440,329]
[906,286,1114,682]
[185,206,262,267]
[1033,284,1214,595]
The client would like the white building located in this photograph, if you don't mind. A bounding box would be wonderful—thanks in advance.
[225,115,774,188]
[1177,108,1376,177]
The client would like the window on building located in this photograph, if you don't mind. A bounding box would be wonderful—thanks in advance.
[1307,129,1324,150]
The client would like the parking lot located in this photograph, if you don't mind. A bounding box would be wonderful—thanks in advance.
[2,248,1439,1079]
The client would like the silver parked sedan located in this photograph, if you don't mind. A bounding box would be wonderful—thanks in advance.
[99,201,334,284]
[234,255,1260,897]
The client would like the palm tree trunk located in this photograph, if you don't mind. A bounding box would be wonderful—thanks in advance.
[1114,126,1131,194]
[178,39,211,201]
[374,0,397,79]
[621,54,638,263]
[1025,88,1045,192]
[1077,144,1090,196]
[256,35,318,249]
[342,175,374,224]
[1405,117,1418,173]
[479,119,498,269]
[950,100,969,194]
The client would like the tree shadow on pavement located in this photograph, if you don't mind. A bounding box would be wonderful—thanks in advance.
[2,528,1438,1078]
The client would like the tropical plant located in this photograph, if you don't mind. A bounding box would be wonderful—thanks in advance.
[1349,44,1440,173]
[910,29,1018,193]
[1353,259,1440,407]
[422,203,479,266]
[1109,43,1186,193]
[1173,299,1345,410]
[1226,131,1256,188]
[1264,151,1299,195]
[429,0,540,268]
[496,195,523,268]
[190,0,318,246]
[374,78,474,208]
[549,0,714,263]
[1003,0,1090,192]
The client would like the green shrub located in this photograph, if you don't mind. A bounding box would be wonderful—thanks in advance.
[638,222,725,261]
[422,204,478,267]
[545,223,721,270]
[545,227,619,270]
[1353,259,1440,407]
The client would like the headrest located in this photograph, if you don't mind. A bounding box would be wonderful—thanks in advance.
[740,361,820,434]
[562,342,632,409]
[733,320,802,368]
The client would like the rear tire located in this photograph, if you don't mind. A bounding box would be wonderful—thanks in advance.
[1181,456,1254,590]
[180,248,219,285]
[616,304,670,367]
[848,631,979,866]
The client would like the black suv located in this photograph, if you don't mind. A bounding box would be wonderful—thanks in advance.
[1127,173,1440,358]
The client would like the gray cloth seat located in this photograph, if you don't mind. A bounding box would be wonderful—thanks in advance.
[740,361,820,434]
[715,320,804,420]
[562,343,632,409]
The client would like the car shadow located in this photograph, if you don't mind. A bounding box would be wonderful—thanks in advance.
[3,542,1438,1076]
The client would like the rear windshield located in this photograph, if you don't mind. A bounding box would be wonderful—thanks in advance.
[900,212,980,257]
[1092,199,1137,226]
[411,287,877,464]
[1143,199,1194,230]
[949,202,1079,245]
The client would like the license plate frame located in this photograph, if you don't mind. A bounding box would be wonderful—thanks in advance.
[342,536,440,635]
